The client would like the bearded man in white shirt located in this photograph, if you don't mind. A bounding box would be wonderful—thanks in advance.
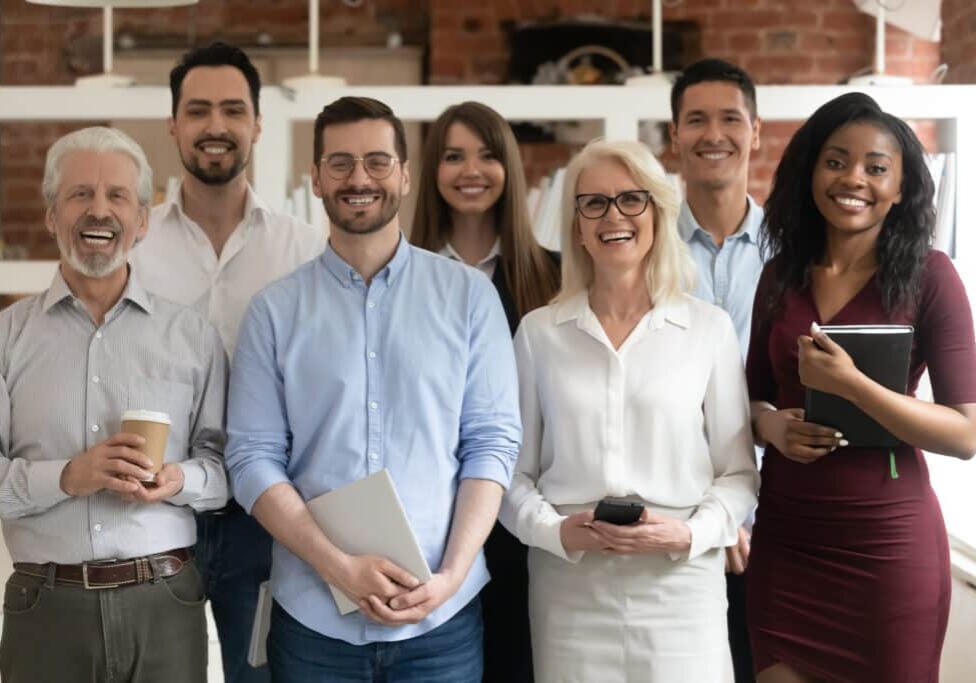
[129,42,325,683]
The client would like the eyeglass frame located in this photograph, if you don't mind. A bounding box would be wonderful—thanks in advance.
[319,152,401,180]
[574,190,653,220]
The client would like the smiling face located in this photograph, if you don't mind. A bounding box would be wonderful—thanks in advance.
[169,65,261,186]
[46,149,148,279]
[812,121,903,240]
[670,81,760,192]
[436,122,506,221]
[312,118,410,236]
[575,158,655,277]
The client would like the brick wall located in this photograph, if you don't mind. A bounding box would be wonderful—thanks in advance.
[430,0,940,204]
[0,0,964,256]
[0,0,421,257]
[942,0,976,84]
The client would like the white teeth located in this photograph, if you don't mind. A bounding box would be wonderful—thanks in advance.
[599,231,634,243]
[835,196,868,208]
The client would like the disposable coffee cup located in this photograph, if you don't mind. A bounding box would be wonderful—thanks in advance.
[121,409,171,484]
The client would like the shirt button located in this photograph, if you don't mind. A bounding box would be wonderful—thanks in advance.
[367,301,376,309]
[369,401,378,410]
[369,452,378,461]
[92,376,100,384]
[368,351,376,359]
[93,524,102,532]
[91,424,100,433]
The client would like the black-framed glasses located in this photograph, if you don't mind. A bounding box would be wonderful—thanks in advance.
[321,152,399,180]
[574,190,652,219]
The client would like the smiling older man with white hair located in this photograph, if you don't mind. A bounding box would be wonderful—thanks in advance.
[0,126,228,683]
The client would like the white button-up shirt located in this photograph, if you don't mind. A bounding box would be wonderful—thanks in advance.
[501,291,759,562]
[130,183,326,357]
[439,238,501,279]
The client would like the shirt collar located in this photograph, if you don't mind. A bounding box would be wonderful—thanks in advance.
[679,195,762,245]
[552,289,690,331]
[159,181,269,228]
[440,238,501,267]
[320,233,411,288]
[43,265,153,315]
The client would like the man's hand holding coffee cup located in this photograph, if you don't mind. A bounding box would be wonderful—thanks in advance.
[120,463,185,503]
[60,433,155,497]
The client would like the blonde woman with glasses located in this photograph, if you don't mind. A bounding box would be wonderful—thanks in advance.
[500,139,759,682]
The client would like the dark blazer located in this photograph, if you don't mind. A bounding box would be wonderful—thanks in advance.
[481,247,559,683]
[490,249,561,335]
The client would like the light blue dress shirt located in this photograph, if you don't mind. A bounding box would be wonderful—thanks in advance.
[679,196,765,361]
[225,236,521,645]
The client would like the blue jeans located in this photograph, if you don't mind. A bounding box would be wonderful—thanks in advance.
[268,598,483,682]
[195,501,273,683]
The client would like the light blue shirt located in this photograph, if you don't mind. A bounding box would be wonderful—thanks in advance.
[679,196,765,361]
[225,236,521,645]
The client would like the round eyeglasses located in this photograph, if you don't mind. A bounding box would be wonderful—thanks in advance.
[321,152,399,180]
[574,190,652,219]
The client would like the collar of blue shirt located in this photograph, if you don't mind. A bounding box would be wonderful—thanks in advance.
[678,195,762,246]
[320,232,411,288]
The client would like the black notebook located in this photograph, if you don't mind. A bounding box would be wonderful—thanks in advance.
[803,324,914,448]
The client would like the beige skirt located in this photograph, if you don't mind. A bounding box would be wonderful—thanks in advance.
[528,542,733,683]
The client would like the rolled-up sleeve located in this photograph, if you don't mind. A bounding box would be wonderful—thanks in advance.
[456,277,521,487]
[170,323,229,511]
[225,294,293,513]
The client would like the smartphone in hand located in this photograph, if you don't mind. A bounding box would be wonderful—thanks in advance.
[593,498,644,525]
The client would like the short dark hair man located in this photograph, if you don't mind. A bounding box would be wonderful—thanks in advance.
[670,57,764,683]
[0,127,227,683]
[226,97,521,680]
[129,42,324,683]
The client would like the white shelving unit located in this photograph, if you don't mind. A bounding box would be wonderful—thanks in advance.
[1,82,975,287]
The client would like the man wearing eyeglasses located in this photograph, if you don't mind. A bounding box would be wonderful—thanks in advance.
[670,58,764,683]
[128,42,325,683]
[225,96,521,681]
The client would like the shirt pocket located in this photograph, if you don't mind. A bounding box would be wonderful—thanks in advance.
[125,379,195,465]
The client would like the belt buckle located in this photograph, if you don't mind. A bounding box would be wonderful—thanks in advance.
[82,562,119,590]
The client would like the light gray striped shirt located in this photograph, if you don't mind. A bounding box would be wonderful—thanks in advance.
[0,268,228,563]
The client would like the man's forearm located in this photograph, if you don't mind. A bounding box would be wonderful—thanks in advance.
[439,478,504,582]
[250,481,348,585]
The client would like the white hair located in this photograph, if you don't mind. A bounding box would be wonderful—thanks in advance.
[556,138,695,306]
[42,126,153,208]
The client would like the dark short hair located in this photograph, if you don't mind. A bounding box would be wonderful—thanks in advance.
[670,58,757,122]
[170,42,261,117]
[312,97,408,165]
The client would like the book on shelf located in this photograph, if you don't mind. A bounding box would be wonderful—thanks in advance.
[804,324,914,448]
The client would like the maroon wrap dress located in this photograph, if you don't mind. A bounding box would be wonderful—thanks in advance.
[745,251,976,682]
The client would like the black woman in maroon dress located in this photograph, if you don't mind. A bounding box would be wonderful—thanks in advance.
[745,92,976,683]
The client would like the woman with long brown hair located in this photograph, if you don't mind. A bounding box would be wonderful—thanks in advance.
[411,101,559,681]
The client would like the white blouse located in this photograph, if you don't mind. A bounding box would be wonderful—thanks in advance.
[500,290,759,563]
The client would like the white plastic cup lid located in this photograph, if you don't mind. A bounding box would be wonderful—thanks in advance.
[121,409,171,425]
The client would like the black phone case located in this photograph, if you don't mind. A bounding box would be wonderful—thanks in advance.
[593,500,643,525]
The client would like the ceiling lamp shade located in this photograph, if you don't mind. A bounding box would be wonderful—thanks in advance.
[26,0,199,87]
[281,0,347,92]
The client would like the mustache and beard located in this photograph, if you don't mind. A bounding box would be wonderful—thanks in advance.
[322,185,402,236]
[181,133,249,186]
[58,214,127,279]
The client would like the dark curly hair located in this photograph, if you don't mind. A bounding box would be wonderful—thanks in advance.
[760,92,934,320]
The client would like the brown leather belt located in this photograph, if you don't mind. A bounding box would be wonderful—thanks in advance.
[13,548,191,590]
